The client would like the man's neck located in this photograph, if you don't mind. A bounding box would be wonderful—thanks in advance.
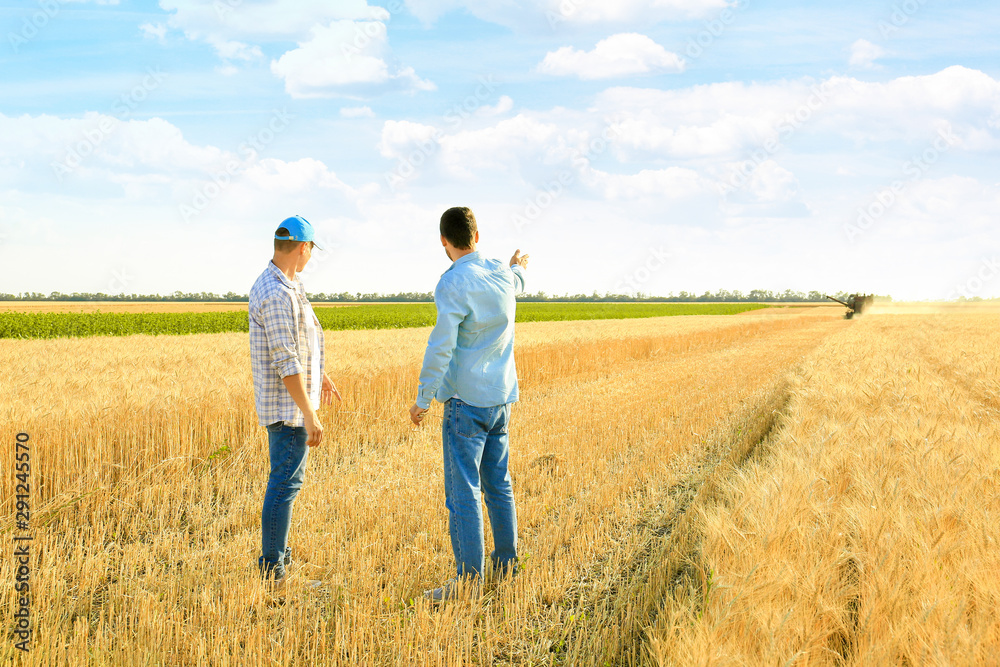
[271,255,298,282]
[450,246,476,262]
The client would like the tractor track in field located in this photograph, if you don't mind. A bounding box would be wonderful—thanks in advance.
[546,379,794,666]
[506,315,848,666]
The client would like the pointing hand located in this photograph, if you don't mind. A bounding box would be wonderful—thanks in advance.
[510,249,530,269]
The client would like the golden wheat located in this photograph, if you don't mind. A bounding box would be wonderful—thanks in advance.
[17,305,995,665]
[645,311,1000,666]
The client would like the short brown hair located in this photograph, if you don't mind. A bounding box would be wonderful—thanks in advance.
[274,227,309,254]
[440,207,477,249]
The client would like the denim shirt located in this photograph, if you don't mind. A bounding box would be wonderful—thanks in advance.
[416,251,526,409]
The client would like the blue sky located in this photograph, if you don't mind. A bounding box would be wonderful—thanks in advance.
[1,0,998,299]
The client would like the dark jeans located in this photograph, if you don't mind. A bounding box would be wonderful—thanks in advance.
[259,421,308,579]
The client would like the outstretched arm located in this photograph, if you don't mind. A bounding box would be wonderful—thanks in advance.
[509,248,529,294]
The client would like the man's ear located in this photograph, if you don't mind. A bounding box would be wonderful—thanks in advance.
[474,230,480,244]
[441,235,448,247]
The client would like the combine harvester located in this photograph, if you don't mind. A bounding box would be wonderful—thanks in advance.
[824,293,874,319]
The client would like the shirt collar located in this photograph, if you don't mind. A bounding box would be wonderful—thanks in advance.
[267,260,299,289]
[451,250,480,268]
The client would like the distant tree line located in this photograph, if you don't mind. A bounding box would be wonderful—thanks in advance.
[514,290,890,303]
[0,289,897,303]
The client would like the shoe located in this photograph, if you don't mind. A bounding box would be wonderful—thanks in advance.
[490,558,519,581]
[423,577,480,603]
[267,574,323,596]
[268,574,288,594]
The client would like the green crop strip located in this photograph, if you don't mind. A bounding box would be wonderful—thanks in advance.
[0,303,771,339]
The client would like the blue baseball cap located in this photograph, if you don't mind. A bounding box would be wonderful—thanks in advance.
[275,215,320,249]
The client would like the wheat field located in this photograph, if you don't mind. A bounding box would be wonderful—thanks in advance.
[645,310,1000,666]
[1,306,996,665]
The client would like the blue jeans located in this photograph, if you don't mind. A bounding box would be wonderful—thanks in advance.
[259,421,309,580]
[442,398,518,579]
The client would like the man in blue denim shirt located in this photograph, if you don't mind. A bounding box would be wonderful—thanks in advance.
[409,206,529,602]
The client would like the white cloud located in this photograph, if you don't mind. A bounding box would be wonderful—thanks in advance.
[7,65,999,299]
[600,85,790,159]
[341,106,376,118]
[237,157,359,197]
[596,67,1000,161]
[849,39,885,69]
[159,0,386,45]
[0,112,220,190]
[391,67,1000,184]
[479,95,514,117]
[744,160,798,202]
[271,20,435,99]
[538,33,685,80]
[0,112,367,214]
[139,22,167,43]
[592,166,716,200]
[378,114,566,183]
[378,120,439,159]
[159,0,431,97]
[444,115,565,173]
[358,65,1000,284]
[368,67,1000,214]
[403,0,731,30]
[211,39,262,62]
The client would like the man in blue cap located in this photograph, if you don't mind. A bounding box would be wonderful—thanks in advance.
[249,215,341,592]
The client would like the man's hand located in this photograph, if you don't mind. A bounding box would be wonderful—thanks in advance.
[282,373,326,446]
[321,372,342,406]
[510,249,530,270]
[304,411,324,447]
[409,403,428,426]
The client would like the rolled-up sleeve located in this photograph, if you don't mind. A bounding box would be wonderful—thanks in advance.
[258,291,302,379]
[416,278,468,409]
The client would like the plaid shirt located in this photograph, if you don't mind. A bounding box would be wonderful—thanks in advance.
[249,261,325,427]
